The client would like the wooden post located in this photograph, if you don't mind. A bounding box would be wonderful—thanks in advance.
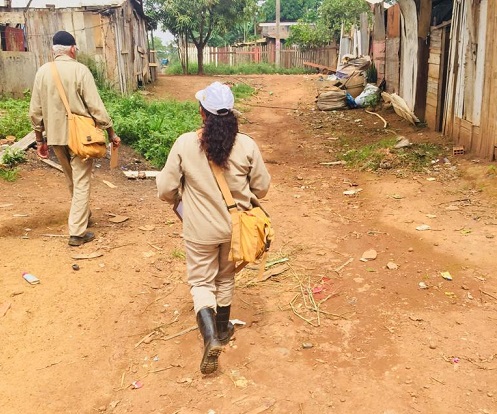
[275,0,281,66]
[415,0,432,122]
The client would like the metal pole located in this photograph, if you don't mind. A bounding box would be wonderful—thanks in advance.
[275,0,280,66]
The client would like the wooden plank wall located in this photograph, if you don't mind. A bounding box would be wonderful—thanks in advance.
[372,41,386,82]
[372,3,386,81]
[444,0,492,158]
[385,5,401,93]
[16,1,149,94]
[425,28,442,130]
[480,0,497,159]
[188,44,338,70]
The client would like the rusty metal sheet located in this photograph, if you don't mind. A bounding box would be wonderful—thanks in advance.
[5,26,24,51]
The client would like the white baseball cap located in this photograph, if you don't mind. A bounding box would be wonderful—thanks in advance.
[195,82,234,116]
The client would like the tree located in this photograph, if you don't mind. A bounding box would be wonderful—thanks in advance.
[287,22,334,49]
[319,0,371,41]
[260,0,320,22]
[288,0,370,49]
[146,0,255,74]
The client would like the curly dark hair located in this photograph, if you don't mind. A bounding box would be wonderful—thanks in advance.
[200,106,239,169]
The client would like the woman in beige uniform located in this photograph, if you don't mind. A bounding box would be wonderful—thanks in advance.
[156,82,271,374]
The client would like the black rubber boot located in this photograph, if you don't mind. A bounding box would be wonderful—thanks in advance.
[197,307,223,374]
[216,305,235,346]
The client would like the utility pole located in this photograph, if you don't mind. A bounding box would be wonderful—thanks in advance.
[275,0,281,66]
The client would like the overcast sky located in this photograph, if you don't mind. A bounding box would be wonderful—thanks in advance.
[154,29,175,44]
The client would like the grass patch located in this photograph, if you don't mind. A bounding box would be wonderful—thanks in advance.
[338,137,446,172]
[231,83,256,100]
[105,92,201,168]
[0,147,26,182]
[0,95,32,140]
[0,167,19,182]
[104,81,256,168]
[171,248,186,260]
[0,147,26,167]
[0,71,257,170]
[165,62,310,75]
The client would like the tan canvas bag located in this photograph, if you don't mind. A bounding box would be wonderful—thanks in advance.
[209,161,274,276]
[50,62,107,160]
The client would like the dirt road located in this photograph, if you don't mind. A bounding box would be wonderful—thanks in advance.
[1,74,496,414]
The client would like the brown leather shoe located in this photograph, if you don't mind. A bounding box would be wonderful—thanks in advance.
[68,232,95,246]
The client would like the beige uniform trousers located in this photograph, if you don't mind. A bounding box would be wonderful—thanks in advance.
[185,240,236,314]
[52,146,93,237]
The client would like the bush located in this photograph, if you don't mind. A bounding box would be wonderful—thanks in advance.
[0,95,32,140]
[103,82,255,168]
[0,147,25,182]
[0,167,19,182]
[104,92,201,168]
[0,147,26,167]
[1,69,256,170]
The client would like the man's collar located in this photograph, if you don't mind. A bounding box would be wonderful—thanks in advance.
[54,54,75,61]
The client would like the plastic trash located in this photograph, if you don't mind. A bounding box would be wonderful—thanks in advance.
[22,272,40,284]
[355,83,380,107]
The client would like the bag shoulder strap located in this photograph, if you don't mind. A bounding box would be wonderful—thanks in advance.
[209,159,268,277]
[208,160,246,269]
[208,161,238,213]
[50,62,73,118]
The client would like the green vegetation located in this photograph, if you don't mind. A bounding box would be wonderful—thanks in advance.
[165,62,309,75]
[486,165,497,177]
[78,53,116,91]
[149,36,170,62]
[171,248,186,259]
[103,81,255,168]
[0,146,26,167]
[146,0,256,74]
[0,147,25,182]
[260,0,320,22]
[338,137,446,172]
[0,167,19,182]
[106,93,201,168]
[231,83,256,100]
[0,95,32,140]
[288,0,371,49]
[0,75,255,170]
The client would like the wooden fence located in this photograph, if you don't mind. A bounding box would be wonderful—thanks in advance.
[184,43,338,70]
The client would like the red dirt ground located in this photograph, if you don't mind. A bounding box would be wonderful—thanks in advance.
[1,74,497,414]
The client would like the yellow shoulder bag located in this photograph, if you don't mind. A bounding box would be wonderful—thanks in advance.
[50,62,107,160]
[209,161,274,276]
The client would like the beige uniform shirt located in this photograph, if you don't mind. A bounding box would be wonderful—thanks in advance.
[29,54,112,145]
[156,132,271,244]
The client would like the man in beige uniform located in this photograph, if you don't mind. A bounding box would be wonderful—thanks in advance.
[29,31,120,246]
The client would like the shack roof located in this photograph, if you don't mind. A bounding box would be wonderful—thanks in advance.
[11,0,124,8]
[8,0,148,20]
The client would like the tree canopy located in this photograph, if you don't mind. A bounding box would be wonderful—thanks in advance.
[320,0,370,38]
[288,0,371,49]
[146,0,256,73]
[259,0,321,23]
